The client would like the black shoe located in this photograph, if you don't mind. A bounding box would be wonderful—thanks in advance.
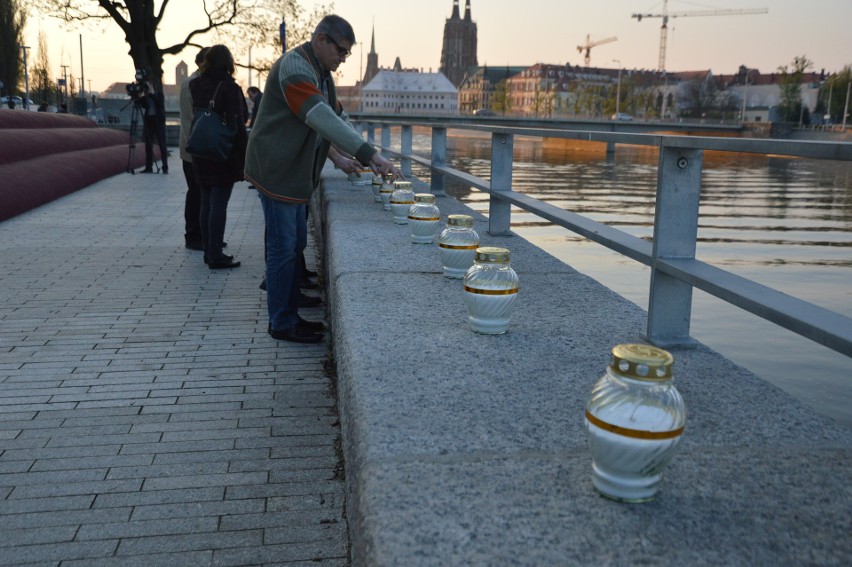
[300,277,318,290]
[162,167,169,174]
[204,254,233,265]
[303,268,318,278]
[185,241,204,251]
[268,323,323,343]
[259,279,267,291]
[298,293,322,308]
[208,259,241,270]
[297,317,326,332]
[139,168,154,174]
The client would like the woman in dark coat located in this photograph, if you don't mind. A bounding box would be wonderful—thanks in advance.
[189,44,248,269]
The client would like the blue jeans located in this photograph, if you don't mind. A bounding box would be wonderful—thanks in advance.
[259,193,305,331]
[199,183,234,262]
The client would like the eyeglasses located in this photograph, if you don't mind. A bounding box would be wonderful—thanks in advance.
[325,35,351,59]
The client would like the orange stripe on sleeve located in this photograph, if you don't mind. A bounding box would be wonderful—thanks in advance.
[284,81,322,116]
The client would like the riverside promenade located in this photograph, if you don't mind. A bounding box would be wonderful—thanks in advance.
[0,173,347,565]
[1,163,851,566]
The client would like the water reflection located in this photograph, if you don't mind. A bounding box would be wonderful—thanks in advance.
[408,132,852,426]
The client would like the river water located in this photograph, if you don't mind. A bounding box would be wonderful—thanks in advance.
[403,133,851,427]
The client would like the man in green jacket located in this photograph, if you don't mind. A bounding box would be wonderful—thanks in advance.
[245,14,399,344]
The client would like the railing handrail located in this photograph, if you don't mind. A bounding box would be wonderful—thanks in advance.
[357,119,852,358]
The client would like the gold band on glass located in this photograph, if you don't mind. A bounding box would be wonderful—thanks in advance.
[464,286,519,296]
[408,216,441,221]
[585,411,684,440]
[439,243,479,250]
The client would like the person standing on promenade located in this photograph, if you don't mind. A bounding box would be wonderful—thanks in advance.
[246,86,263,129]
[140,83,169,174]
[245,14,400,344]
[190,44,248,269]
[179,47,208,251]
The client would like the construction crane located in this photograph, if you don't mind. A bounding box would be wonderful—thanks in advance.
[632,0,768,71]
[577,34,618,67]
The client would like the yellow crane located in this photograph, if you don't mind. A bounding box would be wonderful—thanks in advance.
[632,0,768,71]
[577,34,618,67]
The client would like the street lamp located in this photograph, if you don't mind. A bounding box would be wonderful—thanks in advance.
[613,59,622,117]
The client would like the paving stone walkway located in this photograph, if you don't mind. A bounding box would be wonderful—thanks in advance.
[0,171,347,566]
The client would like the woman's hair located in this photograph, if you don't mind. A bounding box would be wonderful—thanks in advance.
[200,44,235,76]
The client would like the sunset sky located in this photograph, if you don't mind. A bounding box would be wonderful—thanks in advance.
[23,0,852,93]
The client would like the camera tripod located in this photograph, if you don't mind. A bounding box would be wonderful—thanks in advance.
[123,98,143,174]
[123,97,165,174]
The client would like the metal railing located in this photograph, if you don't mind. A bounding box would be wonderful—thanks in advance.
[356,118,852,358]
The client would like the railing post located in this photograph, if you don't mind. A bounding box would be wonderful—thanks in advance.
[645,145,703,348]
[401,125,413,179]
[489,132,514,236]
[366,123,375,145]
[431,127,447,196]
[381,125,391,149]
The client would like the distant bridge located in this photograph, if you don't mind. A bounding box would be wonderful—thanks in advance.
[348,112,745,136]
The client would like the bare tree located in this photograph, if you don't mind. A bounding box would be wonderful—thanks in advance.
[0,0,26,99]
[30,0,330,92]
[777,55,813,122]
[30,30,56,105]
[678,74,726,119]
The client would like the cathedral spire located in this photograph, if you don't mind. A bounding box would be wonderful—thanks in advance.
[451,0,460,19]
[370,21,376,54]
[464,0,472,21]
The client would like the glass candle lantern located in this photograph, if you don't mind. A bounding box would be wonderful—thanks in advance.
[439,215,480,278]
[379,182,395,211]
[463,247,520,334]
[371,177,384,203]
[390,181,415,223]
[408,194,441,244]
[584,344,686,503]
[348,168,372,186]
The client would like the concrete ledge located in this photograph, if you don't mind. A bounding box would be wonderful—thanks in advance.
[317,166,851,566]
[0,112,154,222]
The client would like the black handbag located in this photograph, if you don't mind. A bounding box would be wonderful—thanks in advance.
[186,82,236,161]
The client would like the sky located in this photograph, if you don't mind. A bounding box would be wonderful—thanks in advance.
[23,0,852,93]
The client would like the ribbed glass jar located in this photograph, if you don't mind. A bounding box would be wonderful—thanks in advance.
[584,344,686,503]
[463,247,520,334]
[371,177,383,203]
[379,182,395,211]
[408,194,441,244]
[439,215,480,278]
[348,168,372,186]
[390,181,414,221]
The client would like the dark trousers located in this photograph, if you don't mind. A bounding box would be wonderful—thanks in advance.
[199,183,234,263]
[181,160,202,245]
[143,115,168,171]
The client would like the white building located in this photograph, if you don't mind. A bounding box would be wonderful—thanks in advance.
[361,70,458,115]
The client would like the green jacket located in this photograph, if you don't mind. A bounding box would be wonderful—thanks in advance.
[244,42,376,203]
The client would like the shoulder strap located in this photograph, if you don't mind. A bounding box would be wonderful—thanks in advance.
[208,82,223,112]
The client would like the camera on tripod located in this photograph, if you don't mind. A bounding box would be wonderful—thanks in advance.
[125,68,150,99]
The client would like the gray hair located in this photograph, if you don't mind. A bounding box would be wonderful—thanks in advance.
[313,15,355,44]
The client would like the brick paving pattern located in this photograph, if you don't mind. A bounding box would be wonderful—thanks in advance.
[0,172,347,566]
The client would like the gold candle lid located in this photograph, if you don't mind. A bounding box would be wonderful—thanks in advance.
[610,344,674,381]
[447,214,474,228]
[475,247,510,263]
[393,181,412,189]
[414,193,435,203]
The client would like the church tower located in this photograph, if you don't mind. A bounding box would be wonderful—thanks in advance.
[439,0,478,87]
[363,24,380,86]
